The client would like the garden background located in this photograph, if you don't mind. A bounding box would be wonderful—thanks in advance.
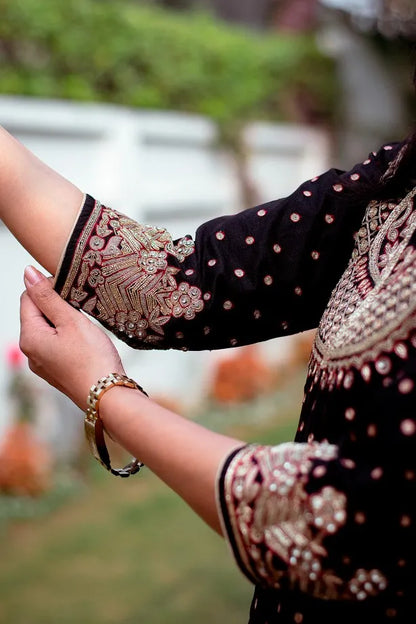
[0,1,415,622]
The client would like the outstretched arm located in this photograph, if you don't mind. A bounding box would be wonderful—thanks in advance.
[1,126,402,352]
[0,126,83,274]
[53,145,403,352]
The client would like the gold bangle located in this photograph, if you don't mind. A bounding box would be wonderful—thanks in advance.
[85,372,148,477]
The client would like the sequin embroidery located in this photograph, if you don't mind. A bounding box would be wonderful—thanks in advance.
[59,203,204,345]
[222,444,387,601]
[313,188,416,379]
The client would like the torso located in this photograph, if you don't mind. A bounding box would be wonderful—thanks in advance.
[251,190,416,623]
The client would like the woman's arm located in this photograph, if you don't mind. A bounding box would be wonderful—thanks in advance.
[53,145,403,352]
[0,126,83,274]
[100,387,242,533]
[19,266,243,533]
[1,125,401,350]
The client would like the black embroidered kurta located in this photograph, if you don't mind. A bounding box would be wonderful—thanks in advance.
[55,142,416,622]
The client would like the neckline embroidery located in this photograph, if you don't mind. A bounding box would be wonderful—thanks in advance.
[312,186,416,374]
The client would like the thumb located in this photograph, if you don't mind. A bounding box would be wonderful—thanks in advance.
[23,266,77,326]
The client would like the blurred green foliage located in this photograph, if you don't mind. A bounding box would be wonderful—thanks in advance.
[0,0,337,127]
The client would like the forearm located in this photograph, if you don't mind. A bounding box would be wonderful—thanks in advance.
[99,386,244,534]
[0,126,83,274]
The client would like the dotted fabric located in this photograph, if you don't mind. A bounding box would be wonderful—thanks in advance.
[55,143,415,622]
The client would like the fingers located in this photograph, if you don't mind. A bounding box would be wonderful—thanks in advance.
[23,265,78,327]
[19,289,55,356]
[20,289,51,329]
[19,267,127,408]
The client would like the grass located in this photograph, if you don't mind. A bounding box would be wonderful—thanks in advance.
[0,369,304,624]
[0,476,251,624]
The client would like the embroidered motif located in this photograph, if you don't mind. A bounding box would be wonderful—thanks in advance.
[380,143,407,184]
[223,444,387,601]
[59,203,204,345]
[312,187,416,379]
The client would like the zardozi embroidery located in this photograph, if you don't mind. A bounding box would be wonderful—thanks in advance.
[60,203,204,345]
[312,187,416,382]
[223,444,387,601]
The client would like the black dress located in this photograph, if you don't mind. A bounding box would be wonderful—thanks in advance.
[55,142,416,622]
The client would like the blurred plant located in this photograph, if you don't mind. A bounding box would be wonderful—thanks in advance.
[0,1,337,208]
[5,344,35,423]
[209,346,275,405]
[271,0,320,33]
[0,345,52,497]
[289,330,315,369]
[369,0,416,38]
[0,0,337,126]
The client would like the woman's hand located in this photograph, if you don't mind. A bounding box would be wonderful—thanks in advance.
[19,266,125,409]
[20,268,242,535]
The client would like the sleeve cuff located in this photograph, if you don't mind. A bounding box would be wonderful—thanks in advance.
[54,193,98,296]
[216,444,257,585]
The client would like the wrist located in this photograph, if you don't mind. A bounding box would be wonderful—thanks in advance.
[84,372,149,477]
[99,383,150,436]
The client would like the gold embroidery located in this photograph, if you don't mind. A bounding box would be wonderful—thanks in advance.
[223,444,387,600]
[312,187,416,379]
[60,201,103,300]
[59,203,204,345]
[380,143,407,184]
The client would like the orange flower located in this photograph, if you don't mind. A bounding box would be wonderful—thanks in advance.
[209,346,273,405]
[0,423,51,497]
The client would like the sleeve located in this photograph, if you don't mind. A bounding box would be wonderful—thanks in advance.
[217,356,416,603]
[54,144,402,351]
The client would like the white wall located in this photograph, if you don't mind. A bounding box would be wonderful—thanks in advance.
[0,96,330,440]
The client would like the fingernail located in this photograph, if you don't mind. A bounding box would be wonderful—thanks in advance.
[24,265,44,287]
